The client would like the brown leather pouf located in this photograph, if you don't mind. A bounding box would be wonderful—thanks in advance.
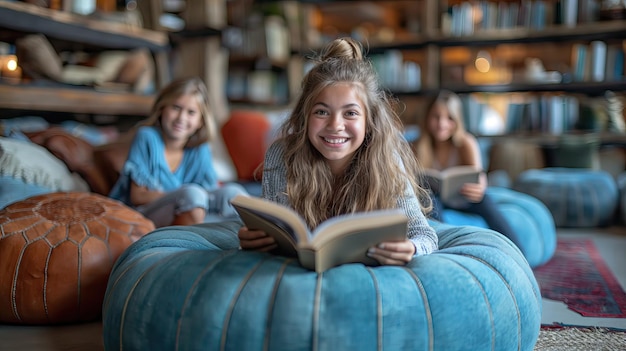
[0,192,155,325]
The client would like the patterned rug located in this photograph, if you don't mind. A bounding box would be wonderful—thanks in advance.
[534,324,626,351]
[533,238,626,318]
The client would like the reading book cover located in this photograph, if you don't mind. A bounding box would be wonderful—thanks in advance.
[230,195,408,273]
[422,166,481,208]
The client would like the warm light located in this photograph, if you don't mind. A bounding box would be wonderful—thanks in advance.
[1,55,22,83]
[475,57,490,72]
[475,50,491,73]
[6,58,17,71]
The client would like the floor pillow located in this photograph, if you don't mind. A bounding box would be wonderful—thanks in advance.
[0,192,155,324]
[515,168,618,227]
[442,186,557,268]
[102,220,541,350]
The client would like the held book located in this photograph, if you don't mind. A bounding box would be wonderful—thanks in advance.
[230,195,408,273]
[422,166,481,208]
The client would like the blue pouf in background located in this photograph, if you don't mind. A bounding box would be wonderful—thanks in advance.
[102,220,541,351]
[514,168,618,228]
[442,186,556,268]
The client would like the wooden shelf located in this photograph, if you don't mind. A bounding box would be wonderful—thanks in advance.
[432,21,626,47]
[440,81,626,96]
[0,1,169,51]
[0,84,154,116]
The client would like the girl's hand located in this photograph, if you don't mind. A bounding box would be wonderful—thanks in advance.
[366,239,416,266]
[238,226,277,252]
[460,182,485,203]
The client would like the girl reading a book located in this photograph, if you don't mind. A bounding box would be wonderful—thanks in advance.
[237,37,438,265]
[412,89,515,240]
[109,77,247,228]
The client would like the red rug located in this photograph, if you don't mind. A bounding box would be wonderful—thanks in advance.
[533,238,626,318]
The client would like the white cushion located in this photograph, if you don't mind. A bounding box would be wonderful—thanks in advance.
[0,137,89,192]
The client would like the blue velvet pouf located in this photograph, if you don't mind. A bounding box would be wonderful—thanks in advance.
[514,168,618,228]
[102,220,541,351]
[442,187,556,268]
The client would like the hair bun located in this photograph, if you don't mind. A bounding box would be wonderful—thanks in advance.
[319,37,364,62]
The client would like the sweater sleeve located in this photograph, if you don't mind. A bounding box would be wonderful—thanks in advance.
[398,180,438,255]
[261,141,289,207]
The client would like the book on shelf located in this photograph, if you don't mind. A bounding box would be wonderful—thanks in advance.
[421,166,481,208]
[589,40,607,82]
[605,44,625,81]
[230,195,408,273]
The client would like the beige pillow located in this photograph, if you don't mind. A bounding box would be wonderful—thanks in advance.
[15,34,63,81]
[0,137,88,192]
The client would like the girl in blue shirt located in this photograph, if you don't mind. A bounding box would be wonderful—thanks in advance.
[109,77,247,227]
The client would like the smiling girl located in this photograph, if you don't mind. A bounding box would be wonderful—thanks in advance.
[237,37,437,266]
[413,89,515,240]
[109,77,247,227]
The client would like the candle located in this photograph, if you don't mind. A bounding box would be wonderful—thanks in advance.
[1,55,22,83]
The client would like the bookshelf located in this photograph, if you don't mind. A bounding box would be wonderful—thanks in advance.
[0,1,169,119]
[277,0,626,138]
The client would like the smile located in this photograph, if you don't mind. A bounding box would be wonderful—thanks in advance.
[323,137,348,144]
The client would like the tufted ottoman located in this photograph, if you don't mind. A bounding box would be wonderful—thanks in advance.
[441,187,556,268]
[514,168,618,228]
[102,220,542,351]
[0,192,155,324]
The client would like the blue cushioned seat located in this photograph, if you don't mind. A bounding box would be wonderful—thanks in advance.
[442,187,556,268]
[102,220,541,351]
[514,168,618,228]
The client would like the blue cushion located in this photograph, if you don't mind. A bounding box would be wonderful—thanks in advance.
[0,176,53,209]
[617,172,626,225]
[102,220,541,351]
[442,187,556,268]
[514,168,618,227]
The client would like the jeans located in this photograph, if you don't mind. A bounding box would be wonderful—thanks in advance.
[137,183,248,227]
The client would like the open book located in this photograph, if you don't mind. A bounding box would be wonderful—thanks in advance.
[230,195,408,273]
[422,166,481,208]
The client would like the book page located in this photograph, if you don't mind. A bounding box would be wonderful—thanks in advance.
[300,209,408,272]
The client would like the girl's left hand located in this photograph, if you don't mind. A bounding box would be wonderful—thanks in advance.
[366,239,416,266]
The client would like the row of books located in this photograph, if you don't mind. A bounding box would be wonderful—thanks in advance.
[460,93,603,136]
[370,51,422,92]
[571,41,625,83]
[444,0,601,36]
[505,94,580,134]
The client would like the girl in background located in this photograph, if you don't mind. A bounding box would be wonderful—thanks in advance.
[413,89,515,240]
[238,37,438,265]
[109,77,247,227]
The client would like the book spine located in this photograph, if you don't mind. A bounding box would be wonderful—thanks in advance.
[589,40,607,82]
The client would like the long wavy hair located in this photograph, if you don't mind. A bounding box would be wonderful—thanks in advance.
[276,37,431,229]
[413,89,467,168]
[140,76,217,148]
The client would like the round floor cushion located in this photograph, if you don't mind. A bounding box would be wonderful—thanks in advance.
[442,187,557,268]
[103,220,541,351]
[514,168,618,228]
[0,192,155,324]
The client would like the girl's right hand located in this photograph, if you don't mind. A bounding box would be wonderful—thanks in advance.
[238,226,277,252]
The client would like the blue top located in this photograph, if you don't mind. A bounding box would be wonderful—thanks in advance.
[109,126,219,207]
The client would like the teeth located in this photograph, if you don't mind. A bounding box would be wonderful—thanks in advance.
[324,137,347,144]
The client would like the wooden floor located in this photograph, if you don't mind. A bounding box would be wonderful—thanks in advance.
[0,321,103,351]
